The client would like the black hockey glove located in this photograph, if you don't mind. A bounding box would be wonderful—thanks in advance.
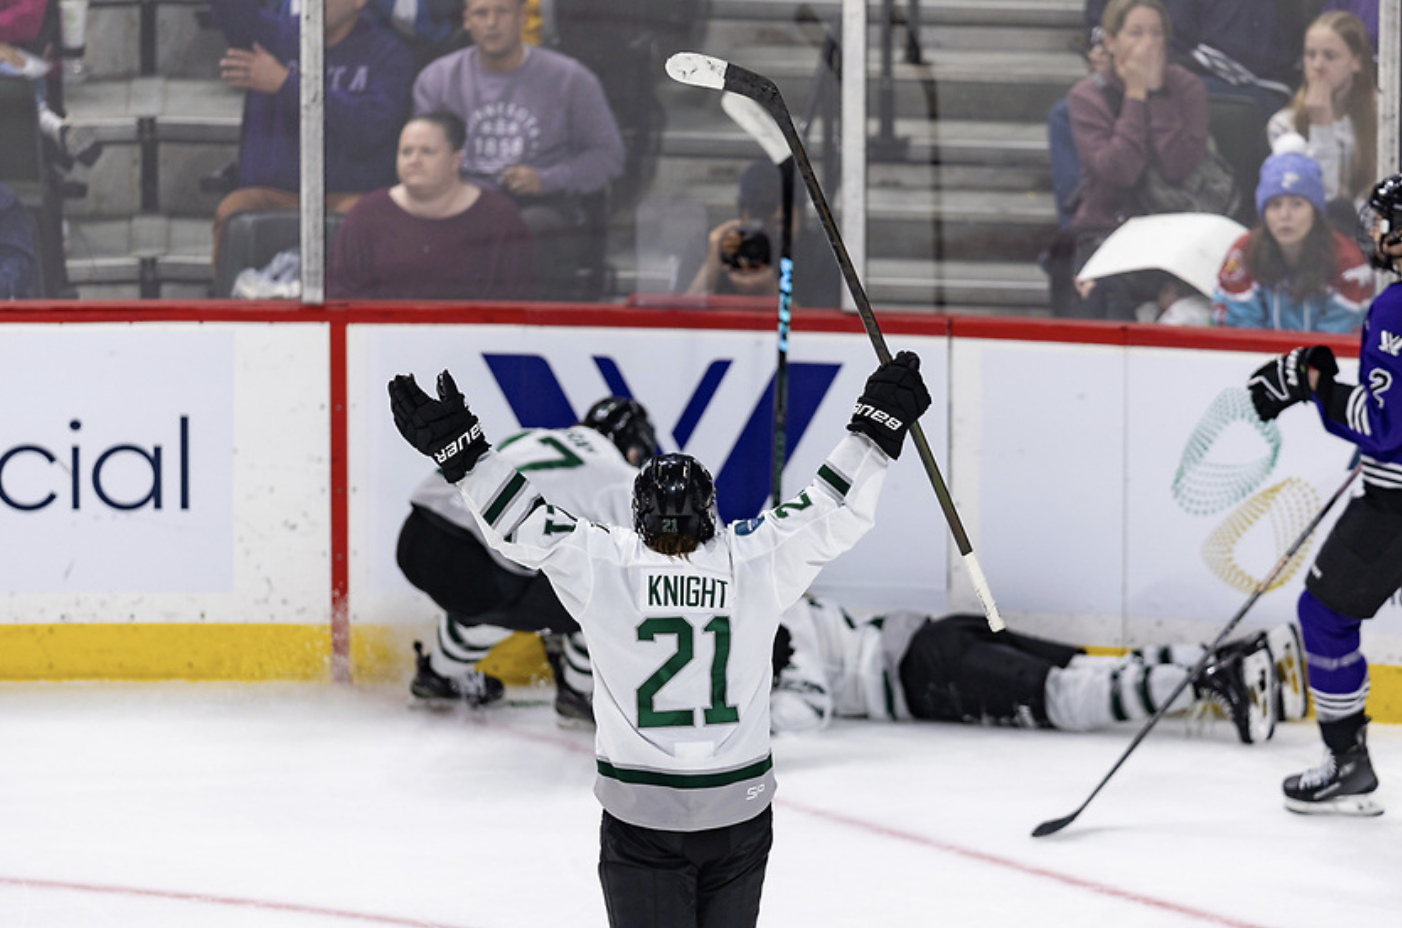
[388,370,489,483]
[847,350,932,459]
[1247,346,1337,421]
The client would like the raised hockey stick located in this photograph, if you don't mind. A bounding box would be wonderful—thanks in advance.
[720,92,795,504]
[1032,463,1362,838]
[667,52,1006,632]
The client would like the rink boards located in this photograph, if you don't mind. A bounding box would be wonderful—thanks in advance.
[0,304,1397,719]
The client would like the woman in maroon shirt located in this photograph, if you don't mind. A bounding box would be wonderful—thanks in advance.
[329,111,535,301]
[1067,0,1210,320]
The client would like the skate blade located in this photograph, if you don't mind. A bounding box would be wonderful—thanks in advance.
[406,695,479,712]
[554,712,596,731]
[1284,795,1385,817]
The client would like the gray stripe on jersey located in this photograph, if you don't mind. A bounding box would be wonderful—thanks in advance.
[481,470,528,527]
[593,761,776,831]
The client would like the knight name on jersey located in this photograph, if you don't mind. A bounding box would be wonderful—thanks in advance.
[644,573,730,610]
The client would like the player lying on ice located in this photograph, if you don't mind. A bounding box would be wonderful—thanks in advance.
[770,593,1307,745]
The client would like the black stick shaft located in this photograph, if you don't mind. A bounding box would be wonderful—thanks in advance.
[773,158,795,504]
[1031,463,1361,838]
[723,64,973,554]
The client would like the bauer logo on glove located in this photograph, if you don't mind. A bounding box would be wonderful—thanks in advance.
[850,402,903,432]
[432,422,485,467]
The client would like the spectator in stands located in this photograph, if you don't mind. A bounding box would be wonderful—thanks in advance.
[1213,152,1371,332]
[1085,0,1293,116]
[0,0,45,40]
[1068,0,1214,320]
[412,0,625,301]
[328,111,533,299]
[1267,11,1375,222]
[0,0,100,166]
[0,180,36,299]
[207,0,413,270]
[262,0,466,72]
[679,159,842,308]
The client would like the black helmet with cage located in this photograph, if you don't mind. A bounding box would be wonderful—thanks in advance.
[1360,173,1402,270]
[581,397,657,467]
[632,453,717,555]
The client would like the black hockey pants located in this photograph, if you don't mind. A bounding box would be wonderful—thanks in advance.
[598,806,772,928]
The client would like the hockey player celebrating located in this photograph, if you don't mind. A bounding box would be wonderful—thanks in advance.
[397,396,656,723]
[388,352,930,928]
[771,594,1304,743]
[1243,172,1402,816]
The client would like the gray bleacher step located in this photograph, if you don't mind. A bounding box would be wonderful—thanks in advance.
[660,117,1049,168]
[703,20,1079,55]
[706,0,1082,28]
[726,43,1084,83]
[710,44,1082,122]
[866,258,1048,308]
[64,77,242,136]
[641,180,1056,260]
[65,216,212,276]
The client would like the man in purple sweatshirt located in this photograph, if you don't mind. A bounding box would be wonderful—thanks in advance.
[412,0,625,300]
[207,0,413,272]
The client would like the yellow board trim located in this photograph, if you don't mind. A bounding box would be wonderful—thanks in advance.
[0,624,333,681]
[0,623,554,688]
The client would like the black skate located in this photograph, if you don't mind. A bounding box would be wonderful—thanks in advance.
[410,640,504,708]
[1193,633,1277,744]
[1284,727,1383,816]
[543,633,595,728]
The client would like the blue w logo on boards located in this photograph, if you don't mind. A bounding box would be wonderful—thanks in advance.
[483,353,841,522]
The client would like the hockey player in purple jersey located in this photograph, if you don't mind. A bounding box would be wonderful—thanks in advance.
[389,352,929,928]
[1244,172,1402,816]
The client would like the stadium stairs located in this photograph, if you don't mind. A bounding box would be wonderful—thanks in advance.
[60,0,1083,312]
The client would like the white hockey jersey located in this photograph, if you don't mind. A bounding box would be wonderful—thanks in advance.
[455,433,891,832]
[409,425,638,573]
[770,594,915,734]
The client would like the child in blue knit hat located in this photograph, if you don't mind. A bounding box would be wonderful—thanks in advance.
[1213,152,1372,332]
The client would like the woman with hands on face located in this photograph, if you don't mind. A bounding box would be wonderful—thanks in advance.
[1267,12,1375,211]
[1065,0,1210,319]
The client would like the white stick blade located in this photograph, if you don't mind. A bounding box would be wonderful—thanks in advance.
[665,52,727,90]
[721,92,790,165]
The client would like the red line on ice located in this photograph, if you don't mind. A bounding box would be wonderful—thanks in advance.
[778,797,1274,928]
[0,876,477,928]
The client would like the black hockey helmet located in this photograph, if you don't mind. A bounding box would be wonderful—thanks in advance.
[633,453,717,553]
[1359,173,1402,270]
[581,397,657,466]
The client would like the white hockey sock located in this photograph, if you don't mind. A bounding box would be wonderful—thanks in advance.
[559,631,593,696]
[1045,662,1192,732]
[431,617,511,678]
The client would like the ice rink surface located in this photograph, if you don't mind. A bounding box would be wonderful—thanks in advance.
[1,681,1398,928]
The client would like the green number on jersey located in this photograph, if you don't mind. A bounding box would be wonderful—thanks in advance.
[636,616,739,728]
[497,433,584,471]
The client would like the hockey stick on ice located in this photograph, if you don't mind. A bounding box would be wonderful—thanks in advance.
[668,52,1006,632]
[721,91,795,504]
[1032,463,1362,838]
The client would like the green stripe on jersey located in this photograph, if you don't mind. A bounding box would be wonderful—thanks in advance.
[482,471,528,526]
[597,755,773,789]
[818,463,850,497]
